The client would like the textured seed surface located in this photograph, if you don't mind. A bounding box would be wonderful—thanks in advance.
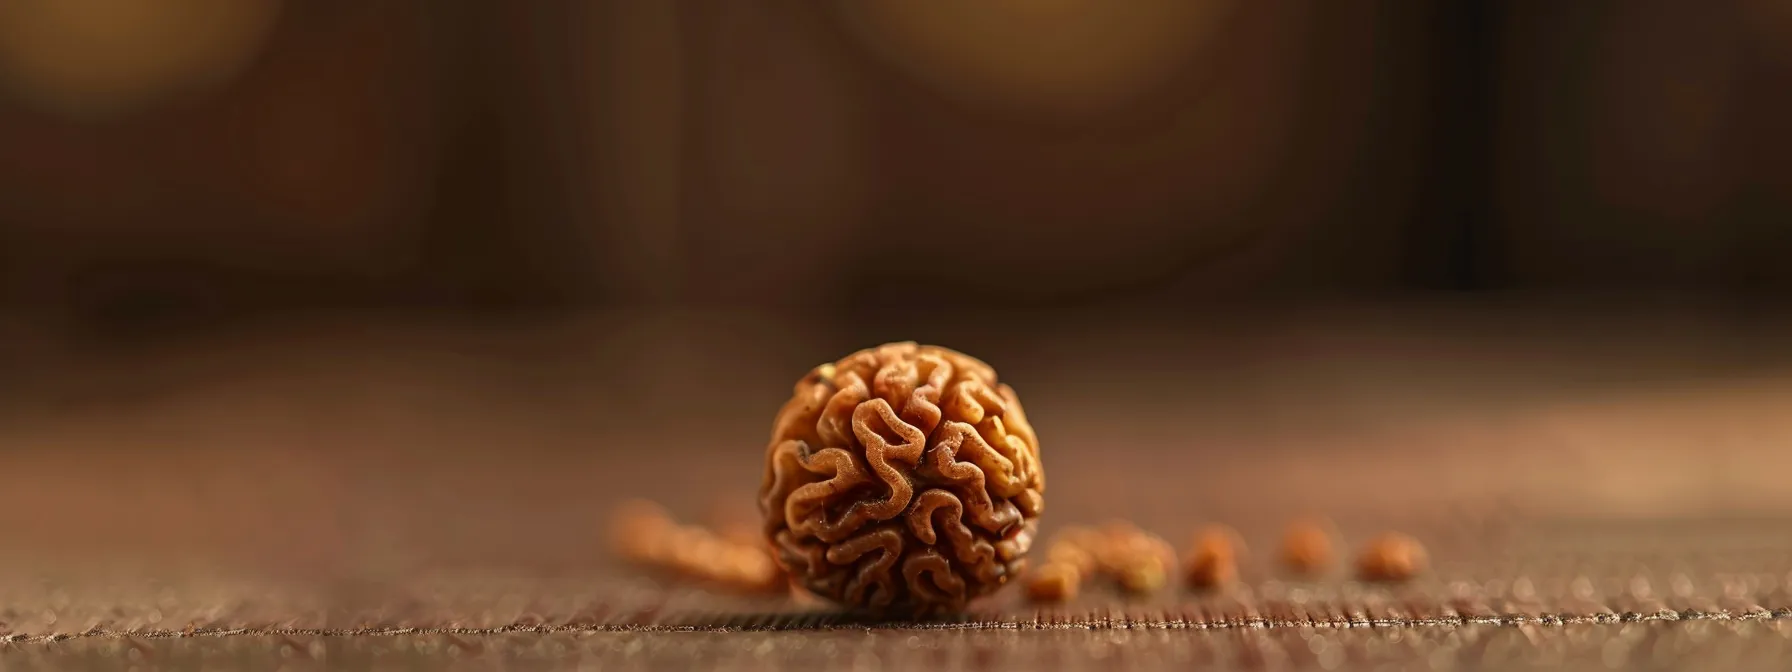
[758,342,1046,615]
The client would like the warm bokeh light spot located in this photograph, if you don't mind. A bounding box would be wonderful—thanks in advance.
[835,0,1234,118]
[0,0,281,118]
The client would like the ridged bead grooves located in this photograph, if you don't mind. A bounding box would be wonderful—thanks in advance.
[759,342,1045,615]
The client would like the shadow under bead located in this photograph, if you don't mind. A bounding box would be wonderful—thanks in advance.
[758,342,1046,615]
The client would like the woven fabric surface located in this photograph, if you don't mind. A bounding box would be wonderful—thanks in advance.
[5,311,1792,670]
[2,517,1789,670]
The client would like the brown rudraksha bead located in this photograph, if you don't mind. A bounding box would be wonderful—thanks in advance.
[758,342,1045,614]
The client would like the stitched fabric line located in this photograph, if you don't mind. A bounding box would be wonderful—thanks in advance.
[3,606,1788,643]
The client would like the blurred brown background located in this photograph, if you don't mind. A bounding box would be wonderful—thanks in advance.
[6,0,1791,328]
[4,0,1792,581]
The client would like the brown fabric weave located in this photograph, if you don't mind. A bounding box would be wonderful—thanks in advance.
[6,312,1792,669]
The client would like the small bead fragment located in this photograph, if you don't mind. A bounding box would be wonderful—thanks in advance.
[1191,524,1246,561]
[1026,562,1082,602]
[1184,524,1244,590]
[1055,526,1106,553]
[1096,521,1177,576]
[1281,517,1336,575]
[609,499,782,593]
[1116,555,1168,594]
[1047,540,1098,577]
[610,499,674,563]
[1185,552,1235,590]
[1357,532,1427,582]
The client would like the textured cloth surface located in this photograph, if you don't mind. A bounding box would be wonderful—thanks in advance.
[5,311,1792,669]
[2,517,1789,670]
